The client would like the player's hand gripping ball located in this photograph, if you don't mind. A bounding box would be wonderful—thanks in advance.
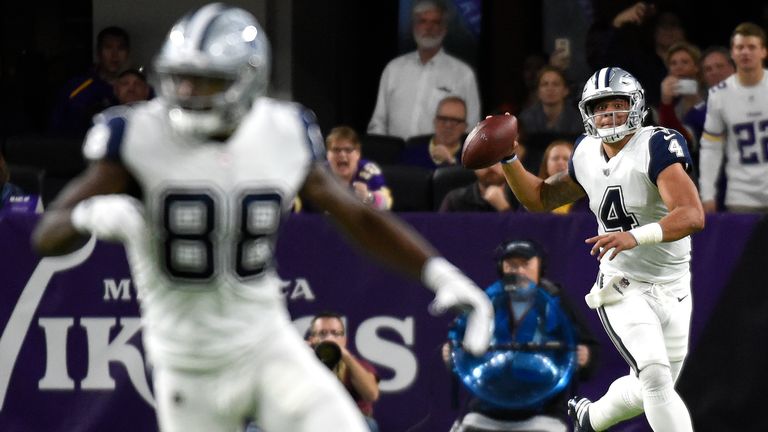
[461,114,518,169]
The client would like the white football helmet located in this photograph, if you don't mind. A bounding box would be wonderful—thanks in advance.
[578,67,646,143]
[153,3,270,137]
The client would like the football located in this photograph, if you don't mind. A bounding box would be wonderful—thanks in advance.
[461,115,518,169]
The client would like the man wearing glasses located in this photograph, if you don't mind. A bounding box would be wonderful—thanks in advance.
[307,312,381,432]
[401,96,468,170]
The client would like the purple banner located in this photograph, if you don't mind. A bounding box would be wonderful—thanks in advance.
[0,211,760,431]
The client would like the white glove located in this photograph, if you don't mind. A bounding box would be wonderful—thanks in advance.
[71,194,147,242]
[422,257,494,356]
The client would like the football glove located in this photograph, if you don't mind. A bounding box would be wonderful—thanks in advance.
[422,257,494,356]
[71,194,146,243]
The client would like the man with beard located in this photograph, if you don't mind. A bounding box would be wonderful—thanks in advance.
[367,0,480,140]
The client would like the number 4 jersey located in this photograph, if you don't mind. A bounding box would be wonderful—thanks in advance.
[82,98,324,370]
[568,126,693,284]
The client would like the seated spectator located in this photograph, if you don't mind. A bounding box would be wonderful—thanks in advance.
[49,26,131,137]
[299,126,391,211]
[518,65,583,138]
[439,162,519,212]
[367,0,480,139]
[307,311,381,432]
[538,139,588,214]
[114,68,152,105]
[401,96,467,170]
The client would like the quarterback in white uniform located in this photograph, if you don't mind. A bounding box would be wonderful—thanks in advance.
[32,4,493,432]
[699,22,768,213]
[499,67,704,432]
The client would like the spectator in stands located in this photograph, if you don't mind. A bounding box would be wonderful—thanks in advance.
[516,65,583,174]
[308,311,381,432]
[113,68,152,105]
[518,53,548,112]
[683,46,736,146]
[324,126,392,210]
[439,162,519,212]
[367,0,480,140]
[445,239,599,432]
[518,65,583,138]
[538,139,588,214]
[400,96,467,170]
[587,2,686,106]
[699,22,768,213]
[49,26,131,137]
[657,42,704,150]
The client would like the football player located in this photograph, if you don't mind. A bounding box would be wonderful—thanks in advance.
[31,4,493,432]
[699,22,768,213]
[498,67,704,432]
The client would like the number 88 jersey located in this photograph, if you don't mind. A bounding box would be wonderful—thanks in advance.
[568,126,693,284]
[82,98,324,370]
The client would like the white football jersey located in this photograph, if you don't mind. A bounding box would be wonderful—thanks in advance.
[83,98,324,370]
[702,70,768,207]
[568,126,693,284]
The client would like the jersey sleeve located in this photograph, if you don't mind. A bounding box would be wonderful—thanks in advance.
[567,134,587,192]
[357,160,387,191]
[299,108,326,161]
[702,84,725,137]
[81,111,128,162]
[648,128,693,184]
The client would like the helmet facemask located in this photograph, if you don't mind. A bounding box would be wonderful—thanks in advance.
[153,4,270,138]
[578,67,646,143]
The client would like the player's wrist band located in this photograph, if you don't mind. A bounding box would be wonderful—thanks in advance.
[628,222,663,245]
[500,154,518,164]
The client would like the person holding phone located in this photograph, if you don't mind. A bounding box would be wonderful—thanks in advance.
[657,41,705,178]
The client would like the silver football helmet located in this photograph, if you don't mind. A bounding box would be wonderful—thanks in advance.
[153,3,270,137]
[578,67,646,143]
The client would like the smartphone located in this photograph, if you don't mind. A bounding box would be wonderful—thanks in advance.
[675,78,698,95]
[554,38,571,57]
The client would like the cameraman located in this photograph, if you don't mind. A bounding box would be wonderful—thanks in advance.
[445,239,600,431]
[308,312,380,432]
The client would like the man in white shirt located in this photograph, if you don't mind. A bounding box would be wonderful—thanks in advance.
[699,22,768,213]
[367,0,480,140]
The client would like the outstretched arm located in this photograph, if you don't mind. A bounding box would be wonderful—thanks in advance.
[32,160,131,256]
[300,163,493,355]
[500,142,585,212]
[300,163,435,277]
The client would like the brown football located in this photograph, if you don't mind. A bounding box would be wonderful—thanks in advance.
[461,115,518,169]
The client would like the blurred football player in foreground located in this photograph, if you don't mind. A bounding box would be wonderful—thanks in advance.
[31,3,492,432]
[498,67,704,431]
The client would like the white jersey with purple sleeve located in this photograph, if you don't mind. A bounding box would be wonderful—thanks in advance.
[568,126,693,284]
[81,97,325,370]
[699,71,768,207]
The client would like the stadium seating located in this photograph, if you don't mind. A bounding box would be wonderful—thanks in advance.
[431,165,477,210]
[361,134,406,165]
[380,164,432,212]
